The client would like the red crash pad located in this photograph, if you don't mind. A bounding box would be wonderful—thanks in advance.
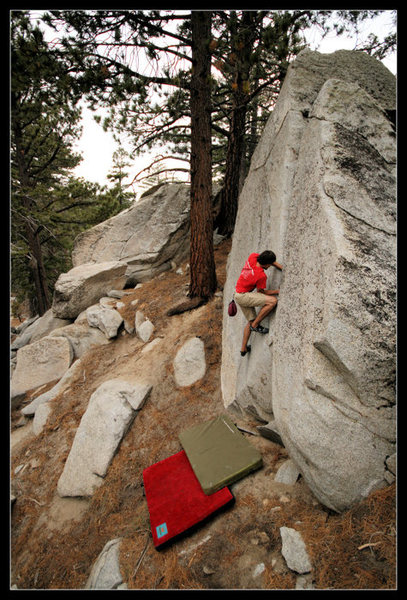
[143,450,234,549]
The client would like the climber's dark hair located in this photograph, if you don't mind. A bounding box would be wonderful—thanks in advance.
[258,250,276,266]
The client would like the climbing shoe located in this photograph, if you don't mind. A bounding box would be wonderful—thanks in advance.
[250,325,269,334]
[240,345,251,357]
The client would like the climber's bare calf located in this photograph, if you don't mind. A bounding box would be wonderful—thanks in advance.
[240,293,278,354]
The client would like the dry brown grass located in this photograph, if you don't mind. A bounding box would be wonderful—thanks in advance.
[261,482,396,590]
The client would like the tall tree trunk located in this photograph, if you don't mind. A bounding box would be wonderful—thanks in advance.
[26,223,51,316]
[189,10,217,299]
[215,101,247,237]
[215,11,257,237]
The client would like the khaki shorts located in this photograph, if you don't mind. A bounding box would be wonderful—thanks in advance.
[234,291,270,321]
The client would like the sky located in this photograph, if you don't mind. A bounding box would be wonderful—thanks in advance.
[71,10,397,197]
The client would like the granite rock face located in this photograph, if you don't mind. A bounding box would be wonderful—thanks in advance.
[221,50,396,512]
[72,183,191,285]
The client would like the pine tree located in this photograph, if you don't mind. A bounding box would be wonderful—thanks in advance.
[11,12,125,314]
[106,147,134,210]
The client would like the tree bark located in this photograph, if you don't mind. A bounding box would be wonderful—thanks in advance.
[215,11,258,237]
[215,101,247,237]
[189,11,217,299]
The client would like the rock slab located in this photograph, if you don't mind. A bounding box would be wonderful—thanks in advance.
[57,379,152,497]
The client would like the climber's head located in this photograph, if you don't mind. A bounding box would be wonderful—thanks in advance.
[257,250,276,268]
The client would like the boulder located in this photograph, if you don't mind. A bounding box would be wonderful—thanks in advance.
[173,337,206,387]
[11,336,73,404]
[48,321,112,357]
[72,183,191,285]
[134,311,154,343]
[57,379,152,497]
[52,261,127,319]
[86,304,124,339]
[13,315,39,335]
[221,50,396,511]
[274,459,301,485]
[11,310,72,351]
[22,358,84,416]
[85,538,124,590]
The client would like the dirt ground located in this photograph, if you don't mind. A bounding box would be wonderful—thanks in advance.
[10,239,396,590]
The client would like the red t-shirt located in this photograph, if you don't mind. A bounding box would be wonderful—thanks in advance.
[235,253,267,293]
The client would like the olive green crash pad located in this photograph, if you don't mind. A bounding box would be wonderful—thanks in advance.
[179,414,263,495]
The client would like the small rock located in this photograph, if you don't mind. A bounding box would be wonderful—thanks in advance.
[123,319,135,335]
[253,563,265,578]
[85,538,123,589]
[86,304,123,339]
[173,337,206,387]
[137,319,154,343]
[296,574,315,589]
[280,527,312,574]
[107,290,127,299]
[134,311,154,342]
[274,459,301,484]
[99,297,116,308]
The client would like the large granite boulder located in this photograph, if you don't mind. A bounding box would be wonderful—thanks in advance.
[11,336,74,404]
[221,50,396,512]
[11,309,72,351]
[52,261,127,319]
[71,183,191,285]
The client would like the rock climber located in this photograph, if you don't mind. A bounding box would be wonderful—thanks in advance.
[234,250,283,357]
